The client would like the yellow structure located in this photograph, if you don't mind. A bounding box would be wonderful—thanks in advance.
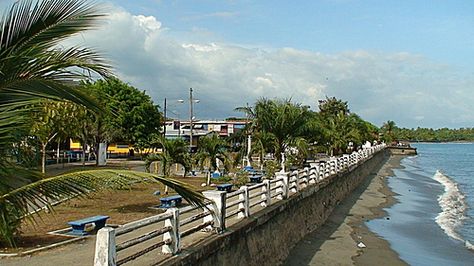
[69,139,132,154]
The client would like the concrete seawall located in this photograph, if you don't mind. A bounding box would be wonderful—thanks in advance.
[160,149,390,266]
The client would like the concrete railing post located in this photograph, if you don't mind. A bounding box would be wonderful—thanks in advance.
[309,166,317,184]
[276,172,289,199]
[238,186,250,218]
[331,159,336,174]
[162,208,180,254]
[302,167,309,187]
[261,179,271,207]
[290,170,298,193]
[94,227,116,266]
[319,162,326,179]
[203,190,226,232]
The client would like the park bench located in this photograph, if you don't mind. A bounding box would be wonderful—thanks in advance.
[243,166,256,173]
[216,183,233,192]
[160,195,183,208]
[68,215,109,236]
[249,175,263,183]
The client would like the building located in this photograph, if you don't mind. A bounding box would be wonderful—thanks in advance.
[163,119,248,150]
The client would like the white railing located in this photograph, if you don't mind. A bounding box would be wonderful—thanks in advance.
[94,143,386,266]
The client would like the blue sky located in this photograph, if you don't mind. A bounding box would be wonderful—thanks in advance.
[110,0,474,68]
[2,0,474,128]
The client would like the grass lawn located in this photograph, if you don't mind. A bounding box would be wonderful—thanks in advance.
[1,159,215,253]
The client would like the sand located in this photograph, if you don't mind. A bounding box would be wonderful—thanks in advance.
[284,155,408,266]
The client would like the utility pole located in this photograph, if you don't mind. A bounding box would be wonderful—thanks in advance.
[163,98,167,137]
[189,88,193,152]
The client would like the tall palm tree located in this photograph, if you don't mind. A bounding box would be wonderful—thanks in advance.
[237,98,310,164]
[321,112,360,155]
[0,0,203,246]
[382,120,397,143]
[145,136,192,194]
[145,136,191,177]
[196,133,231,185]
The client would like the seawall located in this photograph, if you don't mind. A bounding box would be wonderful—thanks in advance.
[159,149,390,266]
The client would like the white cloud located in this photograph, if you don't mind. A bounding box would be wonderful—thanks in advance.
[70,8,474,128]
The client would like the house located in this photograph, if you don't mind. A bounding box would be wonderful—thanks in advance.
[163,119,248,151]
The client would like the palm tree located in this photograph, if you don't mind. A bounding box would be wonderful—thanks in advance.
[195,133,231,185]
[145,136,191,193]
[321,112,360,155]
[0,0,203,246]
[237,98,310,164]
[382,120,397,143]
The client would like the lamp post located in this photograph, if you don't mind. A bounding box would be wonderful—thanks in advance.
[163,98,184,138]
[188,88,200,152]
[163,98,167,137]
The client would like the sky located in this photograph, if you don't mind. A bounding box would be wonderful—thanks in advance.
[2,0,474,128]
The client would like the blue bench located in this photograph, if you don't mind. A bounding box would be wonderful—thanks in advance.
[216,183,233,192]
[250,175,263,183]
[68,215,109,236]
[243,166,256,173]
[160,195,183,208]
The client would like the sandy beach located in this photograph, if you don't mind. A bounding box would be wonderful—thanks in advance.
[284,155,407,265]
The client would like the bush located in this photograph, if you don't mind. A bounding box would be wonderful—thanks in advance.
[233,171,250,186]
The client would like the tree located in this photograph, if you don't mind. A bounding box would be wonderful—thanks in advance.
[320,112,360,155]
[196,133,231,185]
[83,78,162,145]
[145,136,191,178]
[318,96,350,117]
[29,100,83,173]
[0,0,202,246]
[253,99,310,164]
[381,120,397,143]
[316,97,377,155]
[145,135,191,194]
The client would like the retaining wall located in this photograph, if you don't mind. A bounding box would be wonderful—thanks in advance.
[159,149,390,266]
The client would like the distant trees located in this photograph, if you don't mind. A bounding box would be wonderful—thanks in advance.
[235,97,379,171]
[389,125,474,142]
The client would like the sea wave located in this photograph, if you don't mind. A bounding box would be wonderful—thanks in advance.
[465,240,474,251]
[433,170,469,247]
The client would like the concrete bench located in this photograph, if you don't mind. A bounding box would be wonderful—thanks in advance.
[68,215,109,236]
[216,183,233,192]
[250,175,263,183]
[160,195,183,208]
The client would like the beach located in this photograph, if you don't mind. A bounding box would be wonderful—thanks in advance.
[284,155,406,265]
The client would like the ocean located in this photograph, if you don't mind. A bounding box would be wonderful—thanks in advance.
[367,143,474,265]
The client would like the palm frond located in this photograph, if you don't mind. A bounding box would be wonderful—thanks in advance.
[0,0,103,53]
[1,170,206,217]
[0,0,111,117]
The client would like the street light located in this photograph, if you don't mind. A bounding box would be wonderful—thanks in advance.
[188,88,200,152]
[163,98,184,138]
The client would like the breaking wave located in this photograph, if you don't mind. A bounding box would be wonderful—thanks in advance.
[433,170,473,251]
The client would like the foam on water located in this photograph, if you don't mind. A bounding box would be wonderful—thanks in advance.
[433,170,472,250]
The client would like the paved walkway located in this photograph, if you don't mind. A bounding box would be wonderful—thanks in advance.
[1,200,264,266]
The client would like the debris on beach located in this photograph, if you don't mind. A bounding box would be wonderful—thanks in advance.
[357,242,367,248]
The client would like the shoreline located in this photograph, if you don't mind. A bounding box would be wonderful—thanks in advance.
[284,155,407,265]
[351,155,406,265]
